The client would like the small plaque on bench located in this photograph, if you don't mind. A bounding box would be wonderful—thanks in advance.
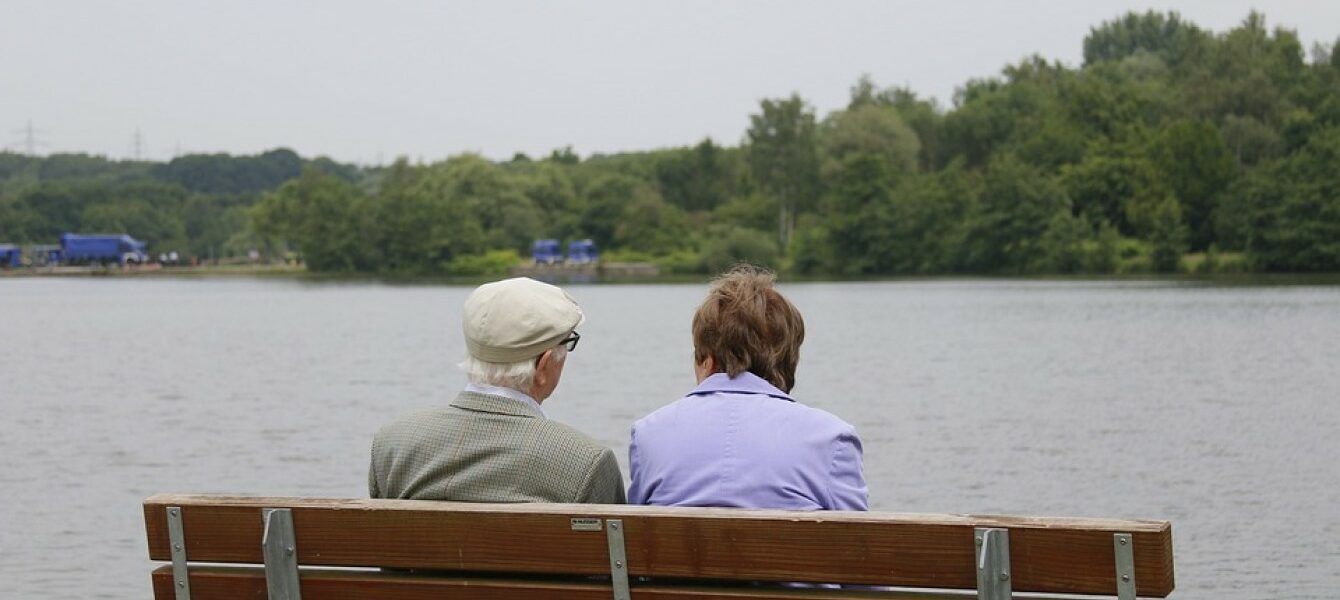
[570,517,602,531]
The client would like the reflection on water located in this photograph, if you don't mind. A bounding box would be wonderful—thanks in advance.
[2,277,1338,599]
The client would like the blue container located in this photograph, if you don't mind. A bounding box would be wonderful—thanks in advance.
[0,244,20,268]
[531,239,563,265]
[566,239,598,265]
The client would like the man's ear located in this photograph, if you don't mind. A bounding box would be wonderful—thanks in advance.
[534,349,554,385]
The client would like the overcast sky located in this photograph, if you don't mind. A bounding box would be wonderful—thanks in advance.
[3,1,1339,164]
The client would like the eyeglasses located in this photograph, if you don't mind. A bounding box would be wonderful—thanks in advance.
[560,330,581,352]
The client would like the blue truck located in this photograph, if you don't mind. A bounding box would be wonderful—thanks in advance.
[566,239,598,265]
[59,233,149,265]
[0,244,20,268]
[531,239,563,265]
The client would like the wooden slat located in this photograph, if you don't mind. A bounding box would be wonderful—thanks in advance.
[152,566,1040,600]
[144,495,1174,597]
[151,566,613,600]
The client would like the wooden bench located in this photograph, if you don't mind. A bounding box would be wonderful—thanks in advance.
[143,494,1174,599]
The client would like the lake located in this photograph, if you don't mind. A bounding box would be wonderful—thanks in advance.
[1,276,1337,599]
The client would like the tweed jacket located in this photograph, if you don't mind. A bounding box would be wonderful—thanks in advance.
[369,390,626,504]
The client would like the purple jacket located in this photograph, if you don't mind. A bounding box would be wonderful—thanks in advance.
[628,372,868,510]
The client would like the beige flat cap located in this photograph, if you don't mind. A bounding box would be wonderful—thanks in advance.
[463,277,584,363]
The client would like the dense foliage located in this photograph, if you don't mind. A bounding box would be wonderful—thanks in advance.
[2,11,1338,275]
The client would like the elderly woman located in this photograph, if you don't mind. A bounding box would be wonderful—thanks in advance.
[628,265,868,510]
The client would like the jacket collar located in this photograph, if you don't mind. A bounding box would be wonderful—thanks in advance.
[463,383,544,415]
[688,371,795,402]
[451,389,545,419]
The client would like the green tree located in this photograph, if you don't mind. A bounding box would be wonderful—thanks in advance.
[711,192,776,234]
[821,153,897,275]
[577,174,642,250]
[964,154,1071,272]
[154,148,304,194]
[10,182,103,241]
[942,58,1067,168]
[701,225,781,272]
[1148,196,1189,272]
[1037,211,1092,273]
[746,94,820,249]
[819,103,921,181]
[1083,10,1206,68]
[788,214,833,275]
[251,168,372,272]
[653,138,737,212]
[613,193,692,254]
[1220,114,1283,165]
[886,162,978,273]
[1061,148,1170,236]
[183,194,251,258]
[369,160,433,272]
[882,87,945,171]
[1243,127,1340,270]
[1147,120,1237,250]
[1085,219,1122,273]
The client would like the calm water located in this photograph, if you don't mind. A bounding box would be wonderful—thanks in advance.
[1,277,1338,599]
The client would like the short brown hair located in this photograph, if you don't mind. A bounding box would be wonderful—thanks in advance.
[692,264,805,392]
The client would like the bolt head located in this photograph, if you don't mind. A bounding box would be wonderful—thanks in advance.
[1122,574,1131,582]
[615,560,623,568]
[177,581,185,588]
[999,573,1010,581]
[611,522,619,530]
[1120,538,1128,546]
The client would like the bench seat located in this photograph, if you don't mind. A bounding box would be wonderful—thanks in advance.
[144,494,1174,599]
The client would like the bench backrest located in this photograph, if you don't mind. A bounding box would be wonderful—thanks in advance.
[144,494,1174,599]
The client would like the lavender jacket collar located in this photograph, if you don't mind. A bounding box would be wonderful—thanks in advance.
[689,372,795,402]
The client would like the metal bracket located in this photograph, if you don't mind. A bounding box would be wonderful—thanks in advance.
[262,508,302,600]
[1114,533,1136,600]
[975,527,1012,600]
[166,506,191,600]
[605,519,631,600]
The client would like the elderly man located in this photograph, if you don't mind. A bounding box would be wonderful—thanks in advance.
[369,277,625,504]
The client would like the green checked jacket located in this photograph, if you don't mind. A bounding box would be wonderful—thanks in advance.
[369,391,627,504]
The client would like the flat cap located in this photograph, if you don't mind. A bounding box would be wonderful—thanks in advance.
[463,277,583,363]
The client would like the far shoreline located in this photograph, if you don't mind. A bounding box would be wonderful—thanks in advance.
[4,263,1340,288]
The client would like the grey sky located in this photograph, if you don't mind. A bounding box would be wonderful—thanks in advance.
[4,1,1338,164]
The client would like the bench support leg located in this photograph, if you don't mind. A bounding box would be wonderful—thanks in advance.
[263,508,302,600]
[605,519,631,600]
[166,506,191,600]
[975,527,1012,600]
[1114,533,1136,600]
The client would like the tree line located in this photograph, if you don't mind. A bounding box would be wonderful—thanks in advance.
[2,10,1338,275]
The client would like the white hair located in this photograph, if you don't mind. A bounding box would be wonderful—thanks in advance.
[460,344,567,393]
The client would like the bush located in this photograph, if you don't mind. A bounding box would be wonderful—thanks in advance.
[599,248,657,263]
[1188,246,1252,274]
[445,249,521,276]
[1081,221,1121,273]
[700,226,781,273]
[787,217,833,275]
[654,249,705,274]
[1215,251,1251,273]
[1191,244,1219,273]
